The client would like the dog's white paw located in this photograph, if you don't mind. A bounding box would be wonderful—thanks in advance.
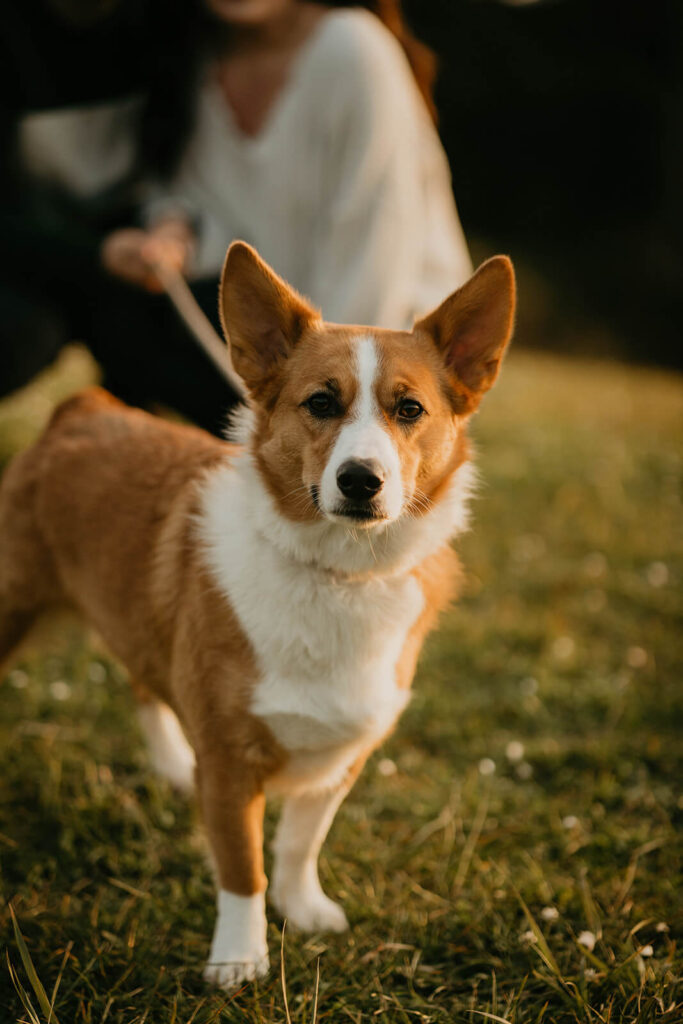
[271,882,349,933]
[206,889,269,989]
[203,953,269,990]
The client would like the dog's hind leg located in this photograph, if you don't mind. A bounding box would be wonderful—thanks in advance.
[0,456,58,676]
[137,696,196,793]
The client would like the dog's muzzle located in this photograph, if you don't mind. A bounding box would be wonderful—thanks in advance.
[333,459,385,521]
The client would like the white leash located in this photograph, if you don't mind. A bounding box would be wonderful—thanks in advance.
[152,260,249,404]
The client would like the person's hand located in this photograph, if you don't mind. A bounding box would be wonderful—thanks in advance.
[143,218,196,286]
[101,227,154,289]
[101,219,195,291]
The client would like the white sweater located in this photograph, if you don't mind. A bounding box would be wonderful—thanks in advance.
[154,9,472,329]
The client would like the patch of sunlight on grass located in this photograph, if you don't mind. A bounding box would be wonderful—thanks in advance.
[0,344,98,466]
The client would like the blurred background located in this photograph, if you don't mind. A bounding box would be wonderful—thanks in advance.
[3,0,682,376]
[1,2,681,1020]
[408,0,683,368]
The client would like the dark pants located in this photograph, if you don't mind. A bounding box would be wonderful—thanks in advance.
[0,263,239,437]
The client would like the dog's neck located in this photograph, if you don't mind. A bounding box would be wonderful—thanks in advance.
[200,435,476,583]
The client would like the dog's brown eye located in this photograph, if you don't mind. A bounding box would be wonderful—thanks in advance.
[397,399,424,421]
[304,392,339,418]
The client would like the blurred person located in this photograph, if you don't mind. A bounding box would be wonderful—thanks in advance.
[104,0,472,330]
[0,0,240,434]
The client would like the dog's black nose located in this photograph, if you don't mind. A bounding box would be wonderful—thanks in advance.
[336,459,384,501]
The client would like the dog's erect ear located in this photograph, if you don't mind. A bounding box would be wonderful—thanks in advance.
[219,242,319,393]
[415,256,516,401]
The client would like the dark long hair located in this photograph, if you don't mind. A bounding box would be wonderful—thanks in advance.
[139,1,206,181]
[140,0,437,181]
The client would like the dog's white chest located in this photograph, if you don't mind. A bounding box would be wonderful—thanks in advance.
[243,555,422,791]
[198,468,424,791]
[251,572,420,792]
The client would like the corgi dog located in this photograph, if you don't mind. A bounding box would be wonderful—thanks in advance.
[0,243,515,989]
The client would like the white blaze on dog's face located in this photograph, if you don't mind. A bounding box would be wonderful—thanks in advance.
[220,243,516,528]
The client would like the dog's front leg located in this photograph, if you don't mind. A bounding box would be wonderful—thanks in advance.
[270,757,366,933]
[196,748,269,989]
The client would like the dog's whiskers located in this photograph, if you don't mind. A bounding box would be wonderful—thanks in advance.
[406,488,434,518]
[280,483,314,503]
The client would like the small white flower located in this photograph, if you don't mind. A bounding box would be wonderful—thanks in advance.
[626,646,648,669]
[520,676,538,696]
[506,740,525,763]
[521,930,537,944]
[655,922,669,933]
[87,662,107,684]
[640,944,653,958]
[541,906,559,922]
[584,968,597,981]
[49,680,71,701]
[478,757,496,777]
[8,669,28,689]
[562,815,579,829]
[577,930,596,951]
[377,758,397,777]
[646,562,668,587]
[552,636,575,661]
[516,762,533,780]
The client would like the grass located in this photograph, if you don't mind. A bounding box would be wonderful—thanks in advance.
[0,345,681,1023]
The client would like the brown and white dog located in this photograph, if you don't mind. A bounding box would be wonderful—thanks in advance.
[0,243,515,988]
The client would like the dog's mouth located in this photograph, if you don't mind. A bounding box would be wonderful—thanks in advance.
[333,502,386,524]
[310,486,386,526]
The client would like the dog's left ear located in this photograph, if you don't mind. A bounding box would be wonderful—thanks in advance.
[219,242,319,393]
[415,256,516,400]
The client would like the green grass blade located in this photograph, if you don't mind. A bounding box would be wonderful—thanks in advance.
[311,956,321,1024]
[280,920,292,1024]
[7,950,41,1024]
[9,904,61,1024]
[470,1011,513,1024]
[514,890,562,978]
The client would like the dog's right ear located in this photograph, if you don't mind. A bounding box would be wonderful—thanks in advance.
[219,242,319,395]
